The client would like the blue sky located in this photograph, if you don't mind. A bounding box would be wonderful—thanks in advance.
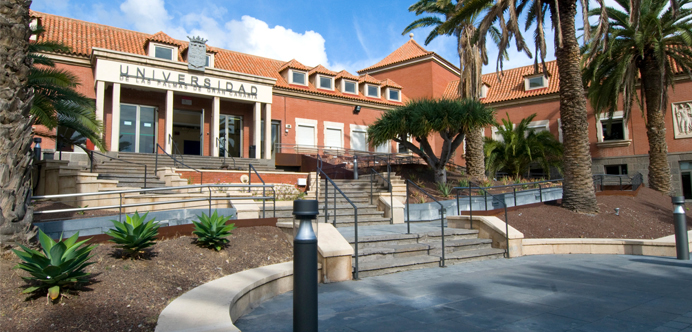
[32,0,558,75]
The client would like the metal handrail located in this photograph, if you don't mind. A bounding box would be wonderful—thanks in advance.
[593,173,642,192]
[317,154,360,280]
[370,168,394,224]
[406,179,446,267]
[216,137,237,169]
[155,143,204,189]
[248,164,276,218]
[169,134,184,165]
[88,150,149,189]
[453,186,510,258]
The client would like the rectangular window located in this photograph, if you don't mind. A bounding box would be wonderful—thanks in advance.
[319,76,332,89]
[367,85,379,97]
[389,89,400,101]
[292,71,306,85]
[602,119,625,141]
[526,76,547,90]
[154,46,173,60]
[344,81,356,94]
[604,164,628,175]
[205,55,210,67]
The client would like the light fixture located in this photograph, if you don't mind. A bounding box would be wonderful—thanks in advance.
[614,208,620,216]
[353,105,361,114]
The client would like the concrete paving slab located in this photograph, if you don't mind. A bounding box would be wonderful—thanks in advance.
[234,254,692,332]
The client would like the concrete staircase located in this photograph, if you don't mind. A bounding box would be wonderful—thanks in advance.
[92,152,276,188]
[344,227,506,278]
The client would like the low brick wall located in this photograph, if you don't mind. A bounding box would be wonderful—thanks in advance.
[177,170,309,192]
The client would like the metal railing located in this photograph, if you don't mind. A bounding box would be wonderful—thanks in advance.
[87,150,149,189]
[155,144,204,189]
[453,185,511,258]
[248,164,276,218]
[405,179,447,267]
[216,137,237,169]
[316,154,360,280]
[593,173,643,192]
[169,134,184,164]
[32,183,275,223]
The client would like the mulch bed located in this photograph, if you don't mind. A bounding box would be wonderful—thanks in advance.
[498,187,692,239]
[0,226,293,332]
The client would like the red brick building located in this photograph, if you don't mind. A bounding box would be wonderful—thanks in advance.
[32,11,692,197]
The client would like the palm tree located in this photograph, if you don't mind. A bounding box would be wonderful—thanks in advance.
[582,0,692,195]
[403,0,498,180]
[449,0,602,213]
[484,113,563,178]
[30,26,106,151]
[0,0,36,245]
[368,98,495,183]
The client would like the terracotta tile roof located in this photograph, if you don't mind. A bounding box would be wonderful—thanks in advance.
[147,31,182,47]
[442,61,560,104]
[31,11,408,107]
[308,64,337,76]
[358,39,433,73]
[359,74,382,85]
[335,70,359,80]
[279,59,310,72]
[380,78,402,89]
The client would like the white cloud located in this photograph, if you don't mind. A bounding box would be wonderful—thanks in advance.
[120,0,186,36]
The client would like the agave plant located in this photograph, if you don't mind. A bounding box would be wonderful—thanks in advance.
[436,181,453,198]
[192,211,236,251]
[106,212,159,259]
[12,230,95,303]
[457,178,469,188]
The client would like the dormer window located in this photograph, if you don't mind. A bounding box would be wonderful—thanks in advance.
[29,18,38,41]
[148,43,177,61]
[480,84,489,98]
[366,84,380,98]
[387,88,401,102]
[205,54,214,68]
[317,75,334,90]
[289,69,307,86]
[342,80,357,94]
[525,75,548,90]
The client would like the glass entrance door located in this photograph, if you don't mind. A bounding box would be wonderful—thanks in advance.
[219,115,242,158]
[261,120,281,157]
[119,104,156,153]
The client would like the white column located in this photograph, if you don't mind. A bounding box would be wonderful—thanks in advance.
[212,97,220,157]
[95,81,105,123]
[253,102,261,159]
[109,83,120,152]
[165,90,174,154]
[263,103,272,159]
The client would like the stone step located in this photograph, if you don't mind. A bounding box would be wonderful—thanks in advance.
[345,228,479,249]
[428,238,494,255]
[276,217,392,228]
[355,243,430,262]
[354,255,441,278]
[436,248,506,264]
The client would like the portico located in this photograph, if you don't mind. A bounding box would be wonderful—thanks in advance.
[92,48,276,159]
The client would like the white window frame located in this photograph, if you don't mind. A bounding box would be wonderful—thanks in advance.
[527,120,550,134]
[295,118,318,147]
[316,74,334,91]
[349,124,368,151]
[525,75,548,91]
[386,87,401,102]
[288,69,308,86]
[492,125,512,142]
[148,42,177,61]
[342,80,358,95]
[205,54,214,68]
[365,83,380,98]
[557,118,563,143]
[395,134,414,154]
[323,121,344,149]
[596,111,629,143]
[480,84,489,98]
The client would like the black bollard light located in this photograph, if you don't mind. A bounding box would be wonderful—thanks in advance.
[292,199,318,332]
[672,196,690,260]
[33,137,42,161]
[353,155,358,180]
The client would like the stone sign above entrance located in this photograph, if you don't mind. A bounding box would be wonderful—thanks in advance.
[94,58,273,104]
[187,36,207,72]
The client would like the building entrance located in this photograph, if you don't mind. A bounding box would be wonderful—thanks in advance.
[119,104,156,153]
[219,115,243,158]
[261,120,281,158]
[172,109,203,155]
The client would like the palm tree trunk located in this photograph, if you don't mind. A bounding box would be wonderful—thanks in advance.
[553,0,599,213]
[465,129,485,179]
[0,0,36,245]
[459,26,486,180]
[640,53,672,194]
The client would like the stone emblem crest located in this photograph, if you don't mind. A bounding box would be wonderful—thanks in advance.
[187,36,207,72]
[673,101,692,139]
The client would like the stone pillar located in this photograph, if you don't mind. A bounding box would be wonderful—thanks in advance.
[95,81,105,123]
[165,90,174,154]
[264,103,272,159]
[109,83,121,152]
[253,102,261,159]
[212,97,220,157]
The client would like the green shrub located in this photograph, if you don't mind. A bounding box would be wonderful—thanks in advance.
[12,230,95,302]
[193,211,236,251]
[457,178,469,188]
[436,181,453,198]
[106,212,159,259]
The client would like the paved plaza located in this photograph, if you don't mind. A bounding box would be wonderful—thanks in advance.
[235,254,692,332]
